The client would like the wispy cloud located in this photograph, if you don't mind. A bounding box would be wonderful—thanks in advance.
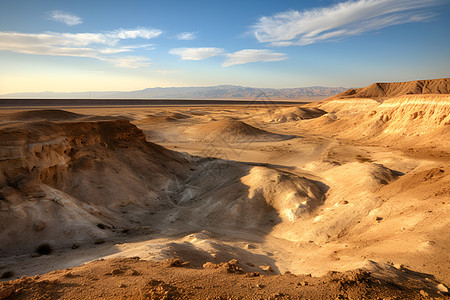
[100,56,151,68]
[98,48,132,54]
[152,69,184,75]
[48,10,82,26]
[252,0,441,46]
[176,32,197,40]
[109,28,161,39]
[169,47,224,60]
[223,49,287,67]
[0,28,162,68]
[169,47,287,66]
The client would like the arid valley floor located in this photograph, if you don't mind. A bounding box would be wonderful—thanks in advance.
[0,79,449,299]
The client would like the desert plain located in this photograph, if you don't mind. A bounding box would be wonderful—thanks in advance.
[0,78,449,299]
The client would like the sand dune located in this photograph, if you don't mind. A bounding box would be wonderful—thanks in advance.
[268,106,326,123]
[1,109,83,122]
[162,164,325,229]
[0,109,133,123]
[135,112,190,124]
[187,119,294,142]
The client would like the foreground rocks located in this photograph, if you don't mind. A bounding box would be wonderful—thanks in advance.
[1,258,448,299]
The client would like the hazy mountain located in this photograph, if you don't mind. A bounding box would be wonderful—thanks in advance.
[0,85,347,100]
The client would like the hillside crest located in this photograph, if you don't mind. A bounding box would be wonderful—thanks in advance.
[329,78,450,99]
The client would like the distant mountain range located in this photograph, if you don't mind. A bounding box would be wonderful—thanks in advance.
[0,85,347,100]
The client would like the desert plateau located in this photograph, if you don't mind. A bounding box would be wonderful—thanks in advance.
[0,78,448,299]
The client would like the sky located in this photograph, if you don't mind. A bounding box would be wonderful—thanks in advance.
[0,0,449,93]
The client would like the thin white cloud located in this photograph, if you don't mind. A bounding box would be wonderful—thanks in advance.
[100,56,151,68]
[252,0,441,46]
[0,28,162,68]
[223,49,287,67]
[169,47,224,60]
[49,10,82,26]
[152,69,184,75]
[122,44,155,50]
[98,48,131,54]
[59,28,162,47]
[176,32,197,40]
[109,28,162,39]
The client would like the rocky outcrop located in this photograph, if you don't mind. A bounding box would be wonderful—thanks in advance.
[329,78,449,100]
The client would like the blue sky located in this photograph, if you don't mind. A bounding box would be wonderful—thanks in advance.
[0,0,449,93]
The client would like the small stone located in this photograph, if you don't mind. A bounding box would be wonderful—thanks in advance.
[260,265,274,273]
[225,259,244,273]
[256,283,265,289]
[245,244,256,249]
[97,223,107,230]
[119,283,127,288]
[203,262,218,269]
[0,186,15,197]
[272,293,284,297]
[111,268,124,275]
[33,221,45,231]
[165,258,189,267]
[420,290,429,297]
[437,283,448,293]
[0,286,14,298]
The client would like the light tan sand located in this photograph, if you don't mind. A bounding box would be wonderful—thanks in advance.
[0,91,449,298]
